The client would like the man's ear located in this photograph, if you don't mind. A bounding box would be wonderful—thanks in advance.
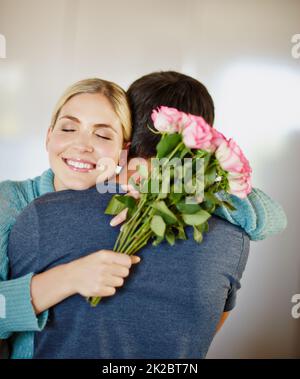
[119,141,131,166]
[45,127,52,152]
[123,141,131,151]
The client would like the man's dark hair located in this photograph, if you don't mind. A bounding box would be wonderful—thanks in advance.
[127,71,215,158]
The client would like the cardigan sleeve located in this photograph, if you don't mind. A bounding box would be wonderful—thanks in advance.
[214,187,288,241]
[0,181,48,339]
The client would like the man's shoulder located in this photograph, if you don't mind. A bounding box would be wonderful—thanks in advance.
[205,215,250,269]
[32,184,124,205]
[32,186,98,206]
[148,214,249,257]
[176,215,250,267]
[210,214,249,238]
[209,215,249,254]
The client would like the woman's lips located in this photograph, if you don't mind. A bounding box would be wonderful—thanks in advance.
[62,158,96,173]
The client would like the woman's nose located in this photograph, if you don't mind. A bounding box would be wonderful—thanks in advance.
[73,134,94,153]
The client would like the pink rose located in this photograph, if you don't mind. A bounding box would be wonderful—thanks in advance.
[216,138,251,174]
[182,115,214,151]
[215,138,252,198]
[151,106,182,133]
[227,172,252,199]
[210,128,227,152]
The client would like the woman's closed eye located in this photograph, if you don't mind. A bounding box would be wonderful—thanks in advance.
[62,128,76,132]
[96,134,112,140]
[59,124,112,140]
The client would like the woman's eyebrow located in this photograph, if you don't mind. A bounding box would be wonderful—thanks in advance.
[59,115,117,134]
[94,124,117,134]
[58,115,80,123]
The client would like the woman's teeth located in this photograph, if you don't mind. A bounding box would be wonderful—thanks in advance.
[65,159,95,170]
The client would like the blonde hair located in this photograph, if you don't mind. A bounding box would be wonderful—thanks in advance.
[50,78,132,141]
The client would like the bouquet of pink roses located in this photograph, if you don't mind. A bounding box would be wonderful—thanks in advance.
[89,106,252,306]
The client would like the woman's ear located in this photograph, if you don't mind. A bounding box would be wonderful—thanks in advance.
[45,126,52,152]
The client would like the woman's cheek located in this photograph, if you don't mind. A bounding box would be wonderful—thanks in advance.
[49,134,72,154]
[95,141,120,161]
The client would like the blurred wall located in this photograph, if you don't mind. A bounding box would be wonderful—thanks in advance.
[0,0,299,358]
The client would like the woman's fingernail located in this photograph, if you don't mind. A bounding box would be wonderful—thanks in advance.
[110,219,117,226]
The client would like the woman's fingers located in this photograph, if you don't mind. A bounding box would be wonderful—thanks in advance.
[121,184,141,199]
[110,208,128,226]
[110,184,141,227]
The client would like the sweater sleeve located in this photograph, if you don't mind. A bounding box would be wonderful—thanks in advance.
[0,181,48,339]
[214,187,288,241]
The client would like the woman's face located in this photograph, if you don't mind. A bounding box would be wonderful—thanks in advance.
[46,92,124,191]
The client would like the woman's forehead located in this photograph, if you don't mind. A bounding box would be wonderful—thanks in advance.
[60,93,120,126]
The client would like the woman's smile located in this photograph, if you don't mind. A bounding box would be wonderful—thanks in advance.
[62,157,97,173]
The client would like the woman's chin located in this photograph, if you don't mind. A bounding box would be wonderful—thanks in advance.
[68,181,96,191]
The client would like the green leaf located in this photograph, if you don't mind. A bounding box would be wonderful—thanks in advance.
[165,229,175,246]
[195,150,207,158]
[150,215,166,237]
[195,221,209,233]
[152,235,164,246]
[202,203,216,213]
[204,191,222,206]
[157,191,168,200]
[178,231,187,240]
[201,191,223,213]
[156,133,182,159]
[105,195,128,215]
[151,201,178,225]
[176,201,201,214]
[139,178,150,194]
[180,146,192,159]
[182,209,211,226]
[221,200,237,212]
[116,195,137,209]
[204,165,217,188]
[175,221,187,240]
[193,226,203,243]
[204,221,209,232]
[169,183,183,205]
[137,164,149,178]
[203,153,213,170]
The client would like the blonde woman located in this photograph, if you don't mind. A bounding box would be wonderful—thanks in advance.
[0,78,140,358]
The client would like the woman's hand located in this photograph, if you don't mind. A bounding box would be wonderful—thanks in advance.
[31,250,140,314]
[66,249,141,298]
[110,184,141,227]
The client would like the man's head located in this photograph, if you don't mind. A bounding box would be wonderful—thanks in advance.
[127,71,215,159]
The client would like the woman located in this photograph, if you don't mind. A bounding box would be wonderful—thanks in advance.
[0,78,141,358]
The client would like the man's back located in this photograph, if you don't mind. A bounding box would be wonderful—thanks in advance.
[8,186,249,359]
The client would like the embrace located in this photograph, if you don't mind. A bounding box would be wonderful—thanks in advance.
[0,71,287,359]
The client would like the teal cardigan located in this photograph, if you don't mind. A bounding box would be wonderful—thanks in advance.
[0,169,54,358]
[0,169,287,358]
